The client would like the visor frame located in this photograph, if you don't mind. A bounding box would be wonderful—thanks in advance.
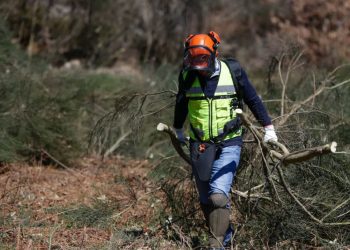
[183,45,216,74]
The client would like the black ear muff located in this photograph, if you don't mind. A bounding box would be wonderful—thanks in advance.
[208,32,217,43]
[208,32,219,50]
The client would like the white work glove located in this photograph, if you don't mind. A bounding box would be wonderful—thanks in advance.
[264,125,278,142]
[174,128,187,144]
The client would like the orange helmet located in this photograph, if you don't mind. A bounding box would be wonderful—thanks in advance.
[183,31,221,74]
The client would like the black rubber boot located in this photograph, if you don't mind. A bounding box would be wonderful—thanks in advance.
[208,207,230,248]
[200,194,231,249]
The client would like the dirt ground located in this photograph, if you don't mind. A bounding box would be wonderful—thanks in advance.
[0,156,179,249]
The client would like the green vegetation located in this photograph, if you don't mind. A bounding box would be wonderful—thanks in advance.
[60,200,118,229]
[0,20,139,164]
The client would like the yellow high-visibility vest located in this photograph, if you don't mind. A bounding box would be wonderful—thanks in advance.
[185,61,242,141]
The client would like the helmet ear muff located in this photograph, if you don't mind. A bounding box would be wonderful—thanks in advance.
[208,31,220,50]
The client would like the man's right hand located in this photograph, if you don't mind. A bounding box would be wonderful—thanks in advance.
[264,124,278,143]
[174,128,187,144]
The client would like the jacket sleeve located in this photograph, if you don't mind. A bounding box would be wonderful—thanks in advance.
[240,69,272,127]
[173,71,189,129]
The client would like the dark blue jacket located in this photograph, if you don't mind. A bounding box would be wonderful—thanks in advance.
[173,61,272,147]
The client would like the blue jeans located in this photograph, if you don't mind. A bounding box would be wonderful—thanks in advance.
[192,145,241,204]
[192,145,241,247]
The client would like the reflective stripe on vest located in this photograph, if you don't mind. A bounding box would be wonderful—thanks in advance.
[184,61,242,141]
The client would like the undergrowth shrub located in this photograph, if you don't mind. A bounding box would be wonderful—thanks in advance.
[60,200,118,229]
[0,20,135,164]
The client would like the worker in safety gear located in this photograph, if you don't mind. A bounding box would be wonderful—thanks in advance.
[173,31,278,249]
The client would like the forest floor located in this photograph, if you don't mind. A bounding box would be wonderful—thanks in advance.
[0,157,182,249]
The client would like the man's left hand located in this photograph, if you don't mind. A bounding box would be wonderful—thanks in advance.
[174,127,187,144]
[264,125,278,142]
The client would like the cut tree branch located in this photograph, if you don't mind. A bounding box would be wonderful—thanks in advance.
[156,123,191,165]
[235,109,337,164]
[157,109,337,166]
[103,130,132,158]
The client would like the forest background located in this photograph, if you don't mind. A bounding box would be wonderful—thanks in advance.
[0,0,349,249]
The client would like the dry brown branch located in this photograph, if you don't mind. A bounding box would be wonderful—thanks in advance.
[311,71,316,107]
[236,109,263,141]
[235,109,337,165]
[140,101,175,118]
[170,224,192,249]
[134,91,177,117]
[232,189,272,201]
[156,123,191,166]
[269,149,284,160]
[277,165,350,226]
[278,51,305,117]
[276,64,350,126]
[41,149,83,178]
[276,164,322,224]
[321,197,350,222]
[103,130,132,158]
[268,140,290,154]
[336,210,350,219]
[280,142,337,164]
[278,54,286,116]
[257,138,282,203]
[277,83,326,126]
[145,139,168,157]
[325,78,350,90]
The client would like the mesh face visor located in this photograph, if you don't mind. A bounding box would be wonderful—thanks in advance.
[183,45,216,74]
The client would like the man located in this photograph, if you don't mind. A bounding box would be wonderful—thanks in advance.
[173,31,278,249]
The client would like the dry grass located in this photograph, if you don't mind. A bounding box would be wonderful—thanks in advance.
[0,156,176,249]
